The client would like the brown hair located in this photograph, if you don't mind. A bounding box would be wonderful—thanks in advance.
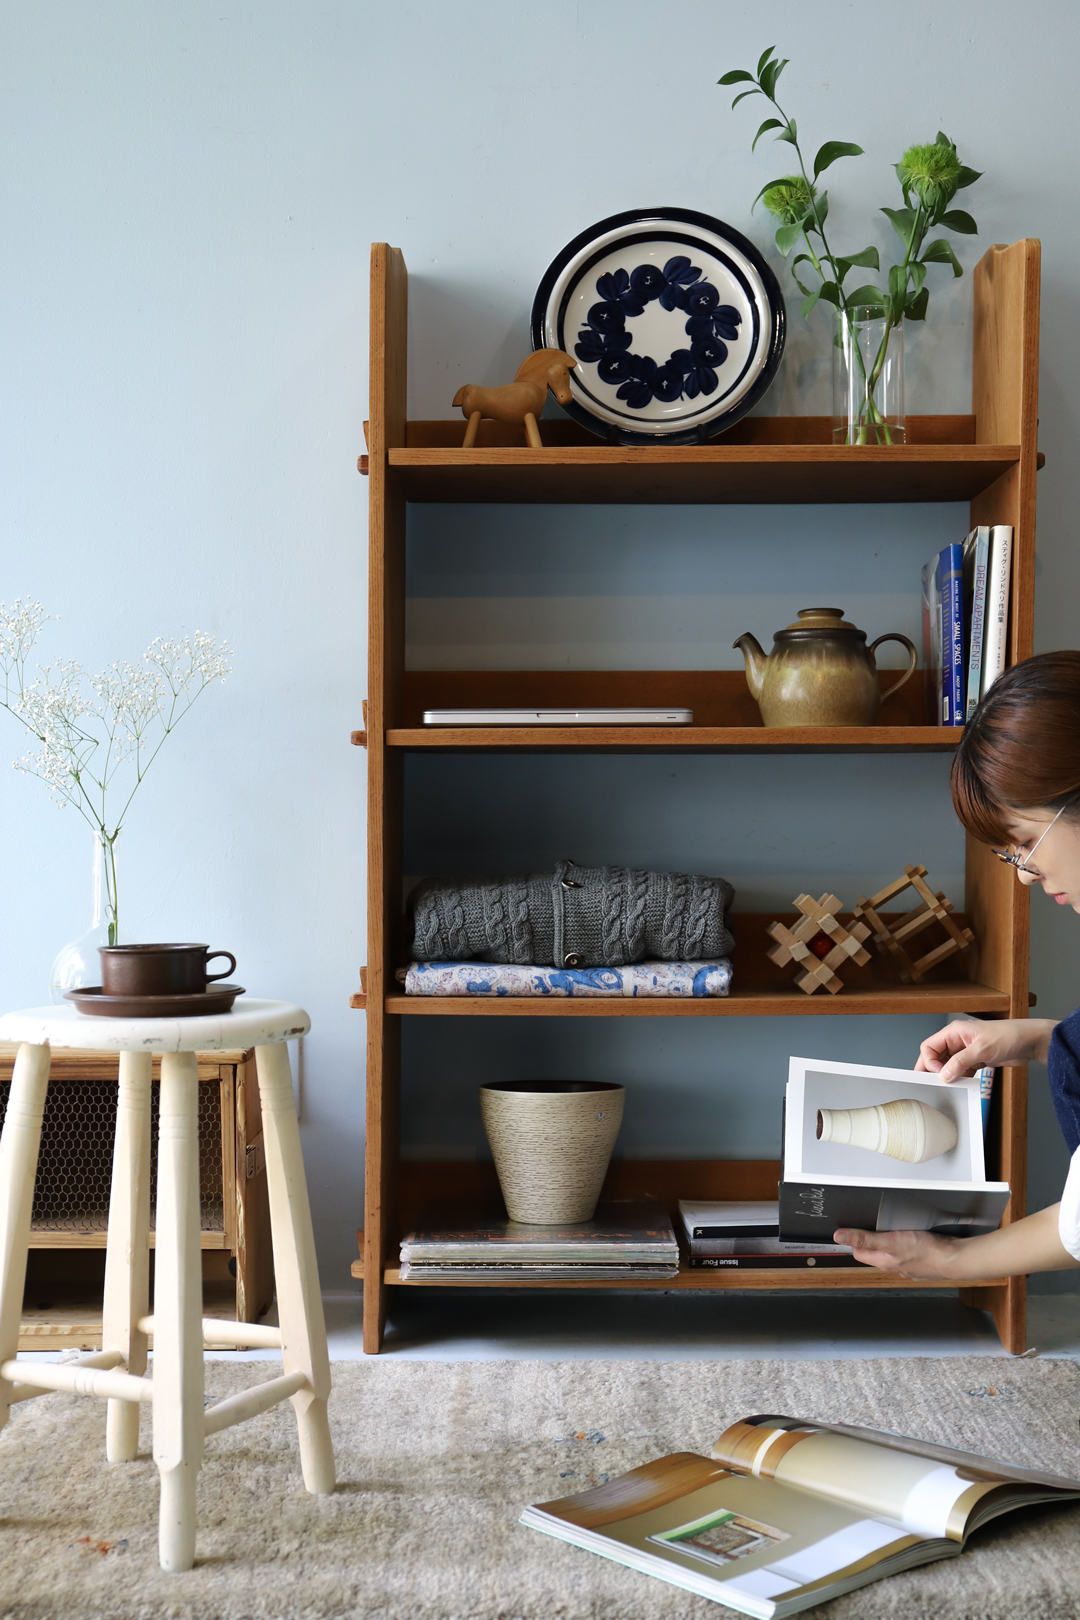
[952,651,1080,843]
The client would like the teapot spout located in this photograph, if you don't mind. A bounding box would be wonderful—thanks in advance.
[733,632,767,701]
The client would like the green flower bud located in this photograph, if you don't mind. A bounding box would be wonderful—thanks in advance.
[897,141,963,210]
[761,176,816,225]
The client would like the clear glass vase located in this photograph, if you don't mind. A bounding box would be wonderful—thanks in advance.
[832,305,905,445]
[49,829,125,1001]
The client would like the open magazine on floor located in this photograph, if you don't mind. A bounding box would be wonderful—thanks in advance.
[521,1412,1080,1617]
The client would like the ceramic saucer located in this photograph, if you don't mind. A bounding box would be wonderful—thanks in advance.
[64,984,246,1019]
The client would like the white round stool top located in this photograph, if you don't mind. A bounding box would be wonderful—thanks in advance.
[0,998,309,1053]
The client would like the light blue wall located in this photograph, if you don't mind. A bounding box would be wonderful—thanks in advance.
[2,1,1078,1289]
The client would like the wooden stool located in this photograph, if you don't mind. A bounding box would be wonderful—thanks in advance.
[0,999,335,1572]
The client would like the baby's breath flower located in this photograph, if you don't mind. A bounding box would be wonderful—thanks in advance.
[0,602,233,850]
[761,176,816,226]
[0,600,52,704]
[897,141,962,210]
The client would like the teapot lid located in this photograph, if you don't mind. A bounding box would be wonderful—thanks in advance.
[777,607,865,638]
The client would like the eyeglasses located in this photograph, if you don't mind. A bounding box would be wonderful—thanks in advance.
[992,803,1068,878]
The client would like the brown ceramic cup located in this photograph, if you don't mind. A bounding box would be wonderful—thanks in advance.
[98,943,237,998]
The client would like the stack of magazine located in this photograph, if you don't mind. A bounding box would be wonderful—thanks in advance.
[922,524,1013,726]
[678,1201,856,1270]
[398,1196,680,1281]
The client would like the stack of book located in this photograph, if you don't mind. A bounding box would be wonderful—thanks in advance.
[678,1199,857,1269]
[922,524,1013,727]
[398,1196,680,1280]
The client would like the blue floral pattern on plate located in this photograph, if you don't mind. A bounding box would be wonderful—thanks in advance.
[574,256,743,410]
[531,208,786,445]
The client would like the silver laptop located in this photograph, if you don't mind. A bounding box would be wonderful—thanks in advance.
[422,707,693,726]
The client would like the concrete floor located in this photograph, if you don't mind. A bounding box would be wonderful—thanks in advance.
[188,1286,1080,1363]
[21,1288,1080,1364]
[335,1287,1080,1361]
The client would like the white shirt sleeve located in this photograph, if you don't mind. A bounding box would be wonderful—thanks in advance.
[1057,1145,1080,1261]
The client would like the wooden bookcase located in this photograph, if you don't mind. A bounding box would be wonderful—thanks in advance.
[0,1043,274,1349]
[356,239,1041,1355]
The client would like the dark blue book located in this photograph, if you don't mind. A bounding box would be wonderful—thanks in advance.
[921,553,942,725]
[939,542,965,725]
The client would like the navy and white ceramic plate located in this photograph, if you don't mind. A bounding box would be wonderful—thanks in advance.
[531,207,786,445]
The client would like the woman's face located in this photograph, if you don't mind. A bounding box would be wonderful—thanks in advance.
[1002,808,1080,911]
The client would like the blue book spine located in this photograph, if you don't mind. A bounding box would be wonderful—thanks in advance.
[939,543,964,725]
[976,1067,994,1134]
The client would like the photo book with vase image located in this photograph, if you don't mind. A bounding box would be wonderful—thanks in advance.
[776,1057,1010,1243]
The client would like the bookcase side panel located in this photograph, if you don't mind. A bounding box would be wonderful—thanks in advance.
[970,239,1039,1357]
[365,244,408,1352]
[972,240,1040,447]
[971,240,1040,664]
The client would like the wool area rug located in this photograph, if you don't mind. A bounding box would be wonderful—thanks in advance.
[0,1356,1078,1620]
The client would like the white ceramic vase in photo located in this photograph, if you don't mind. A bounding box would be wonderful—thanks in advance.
[816,1098,958,1165]
[479,1080,625,1224]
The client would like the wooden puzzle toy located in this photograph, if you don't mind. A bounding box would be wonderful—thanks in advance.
[853,865,974,984]
[767,892,872,995]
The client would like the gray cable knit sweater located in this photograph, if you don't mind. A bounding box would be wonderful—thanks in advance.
[408,860,735,968]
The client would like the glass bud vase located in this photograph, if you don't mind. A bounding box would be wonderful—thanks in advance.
[49,829,125,1002]
[832,305,905,445]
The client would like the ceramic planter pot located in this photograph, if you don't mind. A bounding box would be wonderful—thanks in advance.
[479,1080,625,1224]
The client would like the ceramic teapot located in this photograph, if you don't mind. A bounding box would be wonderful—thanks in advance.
[733,608,918,727]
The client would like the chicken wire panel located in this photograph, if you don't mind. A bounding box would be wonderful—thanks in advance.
[0,1078,225,1233]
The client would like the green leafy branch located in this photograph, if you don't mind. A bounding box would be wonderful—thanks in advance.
[718,47,982,440]
[722,51,984,443]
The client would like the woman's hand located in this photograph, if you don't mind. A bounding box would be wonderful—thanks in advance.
[835,1204,1078,1281]
[834,1227,959,1279]
[915,1017,1058,1081]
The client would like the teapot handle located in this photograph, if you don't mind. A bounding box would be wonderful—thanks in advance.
[869,634,919,704]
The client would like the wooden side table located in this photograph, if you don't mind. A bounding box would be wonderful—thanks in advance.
[0,999,335,1572]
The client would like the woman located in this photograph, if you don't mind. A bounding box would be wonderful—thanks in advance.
[834,651,1080,1281]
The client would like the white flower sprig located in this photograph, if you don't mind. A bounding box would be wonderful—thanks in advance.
[0,601,233,940]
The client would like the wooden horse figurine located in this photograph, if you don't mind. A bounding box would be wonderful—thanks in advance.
[453,348,577,448]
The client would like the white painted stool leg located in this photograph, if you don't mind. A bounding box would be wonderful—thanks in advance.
[254,1042,335,1494]
[103,1050,152,1462]
[0,1043,50,1432]
[152,1051,204,1572]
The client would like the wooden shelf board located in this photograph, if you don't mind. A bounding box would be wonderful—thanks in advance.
[377,1262,1008,1292]
[25,1229,228,1249]
[382,913,996,1017]
[0,1043,251,1077]
[404,414,978,449]
[388,439,1019,505]
[17,1278,240,1352]
[384,981,1009,1017]
[391,672,956,751]
[387,724,962,753]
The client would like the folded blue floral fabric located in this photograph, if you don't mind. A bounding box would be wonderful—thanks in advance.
[398,959,732,998]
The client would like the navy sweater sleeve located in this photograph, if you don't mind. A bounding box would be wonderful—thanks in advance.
[1047,1005,1080,1155]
